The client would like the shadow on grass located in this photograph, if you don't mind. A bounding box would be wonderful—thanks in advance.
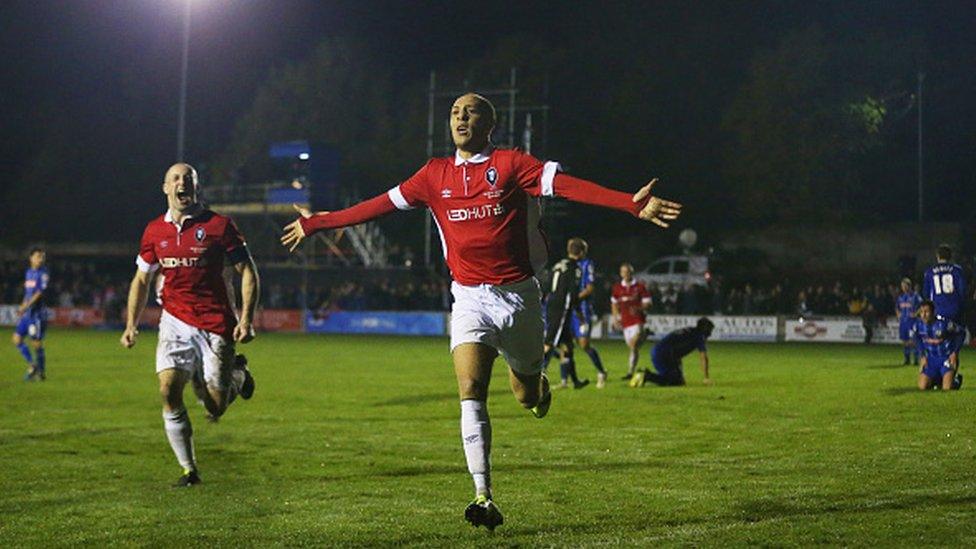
[375,388,511,407]
[734,492,976,524]
[883,386,924,396]
[865,363,913,370]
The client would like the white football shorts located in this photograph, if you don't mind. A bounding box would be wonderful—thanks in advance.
[156,310,235,390]
[450,277,545,375]
[623,323,645,345]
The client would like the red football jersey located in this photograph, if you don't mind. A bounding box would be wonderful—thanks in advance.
[611,279,652,328]
[388,148,559,286]
[136,209,247,337]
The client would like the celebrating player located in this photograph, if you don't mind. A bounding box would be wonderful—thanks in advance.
[632,317,713,387]
[913,300,963,390]
[567,238,608,387]
[280,92,682,530]
[120,163,259,487]
[923,244,967,362]
[12,248,49,381]
[611,262,652,381]
[896,277,921,365]
[545,253,590,390]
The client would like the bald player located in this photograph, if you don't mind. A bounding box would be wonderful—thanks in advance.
[281,92,682,530]
[121,163,259,487]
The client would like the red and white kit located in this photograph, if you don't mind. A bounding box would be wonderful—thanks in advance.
[136,209,249,385]
[612,279,652,342]
[300,147,652,371]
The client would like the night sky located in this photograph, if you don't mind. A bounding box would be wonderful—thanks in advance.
[1,0,973,245]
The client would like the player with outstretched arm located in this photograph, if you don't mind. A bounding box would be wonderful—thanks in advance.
[281,93,681,530]
[121,163,259,487]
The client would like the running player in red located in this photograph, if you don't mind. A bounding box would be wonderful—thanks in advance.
[280,93,681,529]
[611,262,652,381]
[121,163,260,487]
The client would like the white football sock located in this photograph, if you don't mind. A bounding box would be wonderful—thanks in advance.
[163,407,196,471]
[460,399,491,498]
[628,348,639,374]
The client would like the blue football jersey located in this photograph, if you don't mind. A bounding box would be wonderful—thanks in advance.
[22,267,49,314]
[912,316,962,362]
[896,292,921,323]
[923,263,966,322]
[577,258,595,316]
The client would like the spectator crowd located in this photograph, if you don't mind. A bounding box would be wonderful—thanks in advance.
[0,258,945,321]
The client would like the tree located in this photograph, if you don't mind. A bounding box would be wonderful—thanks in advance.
[721,25,920,225]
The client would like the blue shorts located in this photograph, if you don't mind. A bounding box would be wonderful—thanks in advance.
[571,314,591,339]
[15,314,47,341]
[898,320,914,341]
[922,357,954,379]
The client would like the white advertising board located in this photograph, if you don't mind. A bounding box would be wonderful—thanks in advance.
[784,318,902,344]
[0,305,19,327]
[600,314,777,342]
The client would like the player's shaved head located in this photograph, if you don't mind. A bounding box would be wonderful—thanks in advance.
[450,93,495,154]
[163,163,200,215]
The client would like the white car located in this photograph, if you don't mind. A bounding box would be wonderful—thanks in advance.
[635,255,710,288]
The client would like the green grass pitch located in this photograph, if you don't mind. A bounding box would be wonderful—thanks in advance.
[2,329,974,546]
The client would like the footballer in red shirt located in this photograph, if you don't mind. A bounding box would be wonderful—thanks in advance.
[121,163,260,487]
[611,263,653,380]
[281,93,682,529]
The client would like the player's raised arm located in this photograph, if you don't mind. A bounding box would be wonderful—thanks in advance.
[552,173,683,228]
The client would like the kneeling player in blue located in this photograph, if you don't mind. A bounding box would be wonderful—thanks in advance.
[896,278,921,365]
[633,317,713,387]
[12,248,49,381]
[913,300,963,391]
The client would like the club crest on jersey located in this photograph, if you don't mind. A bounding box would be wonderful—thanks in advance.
[160,240,169,249]
[194,227,206,243]
[485,167,498,186]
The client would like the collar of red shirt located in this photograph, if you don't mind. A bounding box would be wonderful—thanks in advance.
[621,278,637,288]
[164,205,202,226]
[454,146,494,166]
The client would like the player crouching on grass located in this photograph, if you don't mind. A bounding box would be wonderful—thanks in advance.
[913,300,963,391]
[280,92,681,530]
[121,163,259,487]
[632,317,713,387]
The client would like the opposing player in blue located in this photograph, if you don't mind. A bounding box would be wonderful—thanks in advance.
[632,317,714,387]
[922,244,967,360]
[12,248,49,381]
[913,300,963,390]
[567,238,608,387]
[896,278,922,365]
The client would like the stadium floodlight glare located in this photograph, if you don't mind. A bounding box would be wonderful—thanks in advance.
[176,0,192,161]
[298,152,310,160]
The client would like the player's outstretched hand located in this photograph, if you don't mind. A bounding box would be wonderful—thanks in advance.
[234,320,255,343]
[280,204,315,252]
[120,326,138,348]
[632,179,682,228]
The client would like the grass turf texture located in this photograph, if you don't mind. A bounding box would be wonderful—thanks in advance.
[2,329,974,547]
